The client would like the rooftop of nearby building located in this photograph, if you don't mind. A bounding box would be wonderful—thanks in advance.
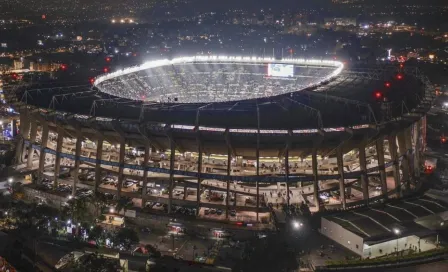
[323,193,447,243]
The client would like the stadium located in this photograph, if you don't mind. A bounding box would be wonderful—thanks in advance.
[4,55,433,225]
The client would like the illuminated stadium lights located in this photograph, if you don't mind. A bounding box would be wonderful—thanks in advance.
[92,56,344,104]
[351,124,370,129]
[198,126,226,132]
[323,127,345,132]
[292,129,319,134]
[259,130,288,134]
[93,56,343,86]
[230,129,258,133]
[96,117,113,122]
[172,124,195,130]
[74,114,90,119]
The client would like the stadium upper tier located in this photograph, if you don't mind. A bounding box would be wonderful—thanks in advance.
[93,56,343,103]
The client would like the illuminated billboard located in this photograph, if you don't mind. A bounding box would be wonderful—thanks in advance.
[267,63,294,77]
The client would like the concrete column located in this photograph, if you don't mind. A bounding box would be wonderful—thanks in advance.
[117,139,125,198]
[38,123,49,182]
[312,149,320,211]
[16,111,31,163]
[397,130,411,191]
[404,127,413,177]
[21,111,31,140]
[256,133,260,222]
[196,146,202,215]
[94,137,104,193]
[413,120,421,177]
[336,147,346,209]
[285,149,290,207]
[226,147,231,219]
[388,134,401,197]
[376,137,388,198]
[359,144,369,203]
[53,127,64,189]
[72,130,82,196]
[27,118,38,169]
[183,183,187,200]
[196,144,202,216]
[142,143,150,198]
[168,140,175,214]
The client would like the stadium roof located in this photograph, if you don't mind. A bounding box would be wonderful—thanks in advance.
[12,64,428,130]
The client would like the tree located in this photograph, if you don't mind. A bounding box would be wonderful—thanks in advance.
[35,204,59,219]
[115,197,133,214]
[113,227,139,251]
[89,193,108,218]
[71,252,121,272]
[145,244,162,258]
[234,235,298,272]
[88,225,105,245]
[66,197,91,224]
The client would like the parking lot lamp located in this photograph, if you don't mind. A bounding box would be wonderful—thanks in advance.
[393,228,400,257]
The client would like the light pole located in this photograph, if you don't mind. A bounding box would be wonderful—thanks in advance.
[192,245,197,261]
[393,228,400,257]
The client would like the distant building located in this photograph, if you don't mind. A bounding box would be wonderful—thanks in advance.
[29,61,59,72]
[13,59,23,70]
[325,17,357,27]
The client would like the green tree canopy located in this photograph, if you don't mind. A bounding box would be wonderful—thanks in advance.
[113,227,139,251]
[71,252,121,272]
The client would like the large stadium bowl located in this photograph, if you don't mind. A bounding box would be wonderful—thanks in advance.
[8,56,430,156]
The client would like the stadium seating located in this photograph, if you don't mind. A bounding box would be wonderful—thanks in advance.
[96,63,335,103]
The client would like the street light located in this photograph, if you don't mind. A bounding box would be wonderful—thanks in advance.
[292,220,303,230]
[67,219,71,225]
[68,195,73,200]
[8,178,13,183]
[109,208,115,213]
[393,228,401,257]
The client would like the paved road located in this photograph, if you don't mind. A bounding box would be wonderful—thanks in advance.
[138,231,187,254]
[383,261,448,272]
[323,261,448,272]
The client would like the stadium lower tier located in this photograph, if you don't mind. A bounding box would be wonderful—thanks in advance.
[15,120,423,220]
